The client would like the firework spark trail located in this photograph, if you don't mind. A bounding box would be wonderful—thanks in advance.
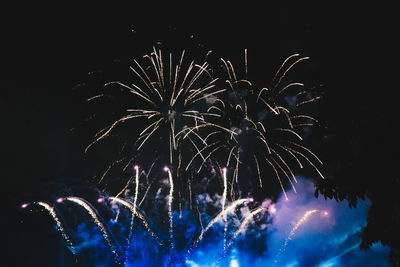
[132,165,140,217]
[65,197,119,258]
[221,167,228,252]
[31,201,76,253]
[273,209,319,266]
[186,198,248,258]
[110,165,138,264]
[224,207,264,252]
[284,209,319,246]
[109,197,162,246]
[164,166,174,251]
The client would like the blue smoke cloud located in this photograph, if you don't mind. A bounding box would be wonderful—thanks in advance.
[53,178,390,266]
[190,178,390,267]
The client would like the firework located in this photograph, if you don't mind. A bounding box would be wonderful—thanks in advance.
[84,48,235,195]
[132,165,140,217]
[221,167,228,251]
[22,201,76,253]
[23,47,326,265]
[186,198,249,258]
[273,209,319,266]
[285,209,319,244]
[65,197,119,258]
[224,207,264,253]
[113,164,141,249]
[108,196,162,245]
[82,48,323,206]
[164,166,175,251]
[209,52,324,200]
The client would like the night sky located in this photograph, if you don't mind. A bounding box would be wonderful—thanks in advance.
[2,1,398,266]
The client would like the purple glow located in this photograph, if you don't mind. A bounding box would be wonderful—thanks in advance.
[133,165,139,170]
[163,166,170,172]
[56,198,64,203]
[97,197,104,203]
[269,204,277,214]
[21,203,28,209]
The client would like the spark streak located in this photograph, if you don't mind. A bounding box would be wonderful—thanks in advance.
[273,209,319,266]
[164,166,174,250]
[35,201,76,253]
[132,165,140,217]
[65,197,119,257]
[109,196,162,245]
[235,207,264,239]
[187,198,248,257]
[222,167,228,251]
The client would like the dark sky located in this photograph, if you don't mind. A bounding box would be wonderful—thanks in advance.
[2,1,398,266]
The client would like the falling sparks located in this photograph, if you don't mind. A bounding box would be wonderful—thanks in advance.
[132,165,140,217]
[109,196,162,245]
[34,201,76,253]
[221,167,228,251]
[187,198,248,258]
[286,209,319,243]
[65,197,119,258]
[82,48,323,206]
[85,48,232,177]
[224,207,264,253]
[164,166,175,250]
[212,52,323,201]
[273,209,319,266]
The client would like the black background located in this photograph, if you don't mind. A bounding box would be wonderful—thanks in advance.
[2,1,398,266]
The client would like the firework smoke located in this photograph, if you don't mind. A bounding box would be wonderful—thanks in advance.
[21,178,392,266]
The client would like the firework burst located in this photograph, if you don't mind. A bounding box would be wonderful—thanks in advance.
[82,48,323,206]
[83,47,237,209]
[206,51,324,200]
